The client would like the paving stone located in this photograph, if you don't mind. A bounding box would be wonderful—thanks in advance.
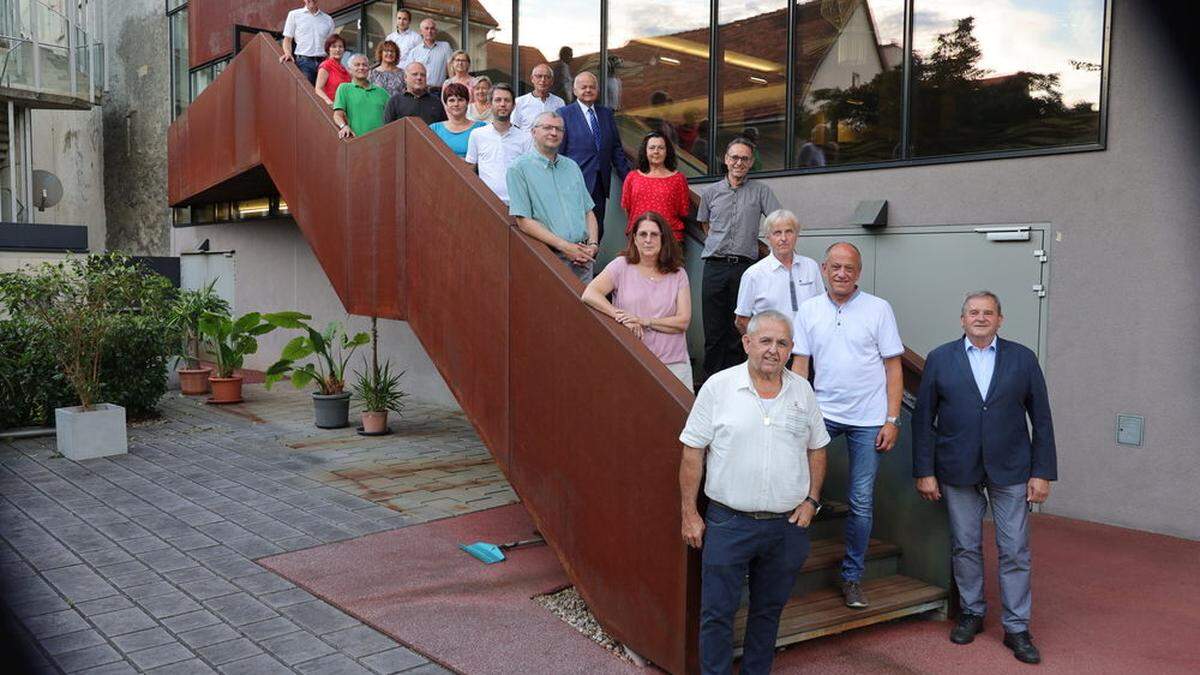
[177,622,241,649]
[196,521,254,542]
[279,600,359,635]
[137,591,203,619]
[112,627,177,653]
[174,509,224,527]
[296,653,375,675]
[166,532,219,551]
[359,647,429,674]
[90,607,159,637]
[160,609,222,634]
[163,565,218,583]
[21,608,89,639]
[77,661,138,675]
[180,576,241,601]
[41,628,107,655]
[196,637,263,665]
[320,624,397,658]
[51,643,123,672]
[204,593,277,627]
[144,658,218,675]
[126,642,194,670]
[74,595,135,616]
[136,547,198,573]
[239,616,301,642]
[223,536,284,559]
[43,565,117,603]
[204,555,265,580]
[10,595,71,620]
[397,663,454,675]
[95,559,150,580]
[124,580,176,601]
[77,546,135,568]
[259,631,336,665]
[217,653,294,675]
[232,572,293,595]
[258,587,315,609]
[93,520,151,541]
[119,536,171,554]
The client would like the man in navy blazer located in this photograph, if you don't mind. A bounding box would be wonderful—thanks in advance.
[559,71,631,243]
[912,291,1056,665]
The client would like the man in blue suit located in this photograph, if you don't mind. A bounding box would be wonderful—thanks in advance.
[559,71,631,243]
[912,291,1057,665]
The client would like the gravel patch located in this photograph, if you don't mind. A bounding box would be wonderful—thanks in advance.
[533,587,635,664]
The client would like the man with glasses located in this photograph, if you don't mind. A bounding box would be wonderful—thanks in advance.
[279,0,335,85]
[559,71,631,243]
[385,9,421,66]
[734,209,824,344]
[507,111,600,282]
[512,64,566,130]
[697,137,782,382]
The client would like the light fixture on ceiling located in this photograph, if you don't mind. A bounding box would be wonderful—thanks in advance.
[748,76,768,85]
[659,56,681,66]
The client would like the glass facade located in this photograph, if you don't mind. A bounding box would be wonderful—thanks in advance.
[170,6,188,118]
[170,0,1111,180]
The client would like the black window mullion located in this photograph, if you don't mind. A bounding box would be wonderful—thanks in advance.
[707,0,719,175]
[784,0,796,168]
[899,0,915,159]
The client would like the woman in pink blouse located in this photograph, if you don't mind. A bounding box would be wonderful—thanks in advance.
[582,212,693,388]
[621,132,691,242]
[314,34,350,106]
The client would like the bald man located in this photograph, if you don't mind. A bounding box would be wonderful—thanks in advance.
[558,71,631,242]
[382,63,447,126]
[512,63,566,130]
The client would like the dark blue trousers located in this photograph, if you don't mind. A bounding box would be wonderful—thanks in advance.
[700,503,810,675]
[295,55,321,85]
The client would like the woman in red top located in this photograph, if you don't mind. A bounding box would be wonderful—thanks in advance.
[621,132,691,242]
[314,34,350,106]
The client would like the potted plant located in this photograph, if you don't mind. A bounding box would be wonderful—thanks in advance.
[169,279,230,395]
[351,360,407,433]
[197,310,280,403]
[264,314,370,429]
[0,257,145,459]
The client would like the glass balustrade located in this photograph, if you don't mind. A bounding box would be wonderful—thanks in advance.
[0,0,103,104]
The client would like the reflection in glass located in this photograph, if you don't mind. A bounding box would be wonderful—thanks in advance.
[362,1,392,60]
[517,0,599,98]
[170,8,189,118]
[468,0,514,87]
[910,1,1104,157]
[607,0,710,177]
[792,0,904,167]
[716,1,788,173]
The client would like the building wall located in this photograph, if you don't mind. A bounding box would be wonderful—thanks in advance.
[101,0,172,255]
[759,0,1200,539]
[171,221,457,408]
[29,108,107,252]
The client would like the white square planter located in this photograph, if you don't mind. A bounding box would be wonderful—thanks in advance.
[55,403,128,460]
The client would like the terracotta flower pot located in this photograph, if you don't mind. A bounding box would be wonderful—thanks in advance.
[208,375,244,404]
[361,410,388,434]
[178,367,213,395]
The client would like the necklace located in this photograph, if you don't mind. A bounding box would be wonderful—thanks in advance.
[751,380,782,426]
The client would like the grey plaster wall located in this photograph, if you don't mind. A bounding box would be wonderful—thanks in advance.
[759,0,1200,539]
[100,0,171,255]
[171,221,458,408]
[30,107,107,252]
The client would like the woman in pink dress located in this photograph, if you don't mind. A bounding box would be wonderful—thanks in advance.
[314,34,350,106]
[621,132,691,242]
[581,212,693,388]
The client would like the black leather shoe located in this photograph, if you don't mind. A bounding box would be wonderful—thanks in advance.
[1003,631,1041,664]
[949,613,984,644]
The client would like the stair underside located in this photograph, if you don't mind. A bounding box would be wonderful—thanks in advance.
[734,575,948,651]
[802,537,898,572]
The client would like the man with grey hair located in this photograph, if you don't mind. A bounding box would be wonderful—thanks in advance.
[912,291,1056,664]
[680,309,829,675]
[735,209,824,340]
[333,54,389,139]
[406,18,452,88]
[512,63,566,130]
[507,110,599,281]
[698,137,782,382]
[559,70,631,241]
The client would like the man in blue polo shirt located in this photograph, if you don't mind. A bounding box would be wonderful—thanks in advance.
[506,110,599,282]
[793,241,904,610]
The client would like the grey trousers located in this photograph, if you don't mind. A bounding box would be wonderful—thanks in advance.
[943,482,1032,633]
[554,251,594,283]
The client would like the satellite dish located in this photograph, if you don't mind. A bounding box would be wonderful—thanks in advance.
[32,170,63,211]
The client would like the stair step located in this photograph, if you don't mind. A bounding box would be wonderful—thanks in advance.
[802,537,898,573]
[734,575,948,651]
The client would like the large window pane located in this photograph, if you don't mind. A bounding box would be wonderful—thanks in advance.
[608,0,710,177]
[363,1,393,60]
[910,0,1104,157]
[468,0,513,87]
[517,0,600,99]
[792,0,904,167]
[716,1,787,173]
[170,8,188,118]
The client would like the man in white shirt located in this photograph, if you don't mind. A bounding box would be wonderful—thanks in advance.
[384,9,421,65]
[406,18,453,89]
[734,209,824,340]
[793,242,904,611]
[465,83,531,204]
[511,63,565,130]
[279,0,335,84]
[680,310,829,675]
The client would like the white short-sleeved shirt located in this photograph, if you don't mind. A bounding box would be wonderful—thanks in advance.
[282,7,335,58]
[385,29,422,65]
[794,290,904,426]
[734,252,824,350]
[465,123,532,204]
[679,364,831,513]
[511,92,566,130]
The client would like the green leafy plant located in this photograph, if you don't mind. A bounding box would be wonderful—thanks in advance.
[263,315,370,395]
[169,279,230,369]
[197,310,280,379]
[351,360,407,414]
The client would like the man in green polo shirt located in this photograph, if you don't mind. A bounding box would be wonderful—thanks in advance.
[334,54,389,138]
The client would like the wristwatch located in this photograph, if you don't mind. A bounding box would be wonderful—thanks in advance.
[886,415,901,427]
[802,496,822,515]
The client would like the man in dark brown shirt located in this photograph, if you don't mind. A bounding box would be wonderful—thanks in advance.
[383,62,447,126]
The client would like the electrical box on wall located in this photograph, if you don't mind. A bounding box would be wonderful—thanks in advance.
[1116,414,1144,447]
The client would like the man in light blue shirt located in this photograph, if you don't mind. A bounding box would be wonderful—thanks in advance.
[407,19,453,88]
[965,334,997,398]
[507,111,599,282]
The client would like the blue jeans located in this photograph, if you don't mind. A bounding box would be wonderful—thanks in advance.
[295,55,321,85]
[825,419,883,582]
[699,503,810,675]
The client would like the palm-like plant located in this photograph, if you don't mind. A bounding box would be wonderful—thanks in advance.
[197,311,279,379]
[352,360,407,414]
[263,314,370,395]
[170,280,230,369]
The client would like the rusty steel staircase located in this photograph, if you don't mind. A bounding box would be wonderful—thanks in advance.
[167,34,951,674]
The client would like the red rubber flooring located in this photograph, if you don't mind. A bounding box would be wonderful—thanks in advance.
[262,507,1200,674]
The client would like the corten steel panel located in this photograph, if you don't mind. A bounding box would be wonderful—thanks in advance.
[343,126,400,317]
[506,234,695,674]
[252,42,298,211]
[232,50,260,174]
[290,104,349,305]
[402,122,511,469]
[189,0,362,68]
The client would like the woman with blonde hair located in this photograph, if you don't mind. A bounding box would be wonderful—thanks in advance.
[444,50,473,90]
[466,75,493,122]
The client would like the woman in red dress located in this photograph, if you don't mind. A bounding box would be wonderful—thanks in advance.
[621,132,691,242]
[314,34,350,106]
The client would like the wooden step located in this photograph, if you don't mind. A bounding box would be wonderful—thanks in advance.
[734,575,948,651]
[801,537,898,573]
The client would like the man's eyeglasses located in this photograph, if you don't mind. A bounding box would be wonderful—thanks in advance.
[536,124,565,132]
[726,155,753,164]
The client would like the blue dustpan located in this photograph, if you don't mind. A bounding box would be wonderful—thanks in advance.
[459,537,545,565]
